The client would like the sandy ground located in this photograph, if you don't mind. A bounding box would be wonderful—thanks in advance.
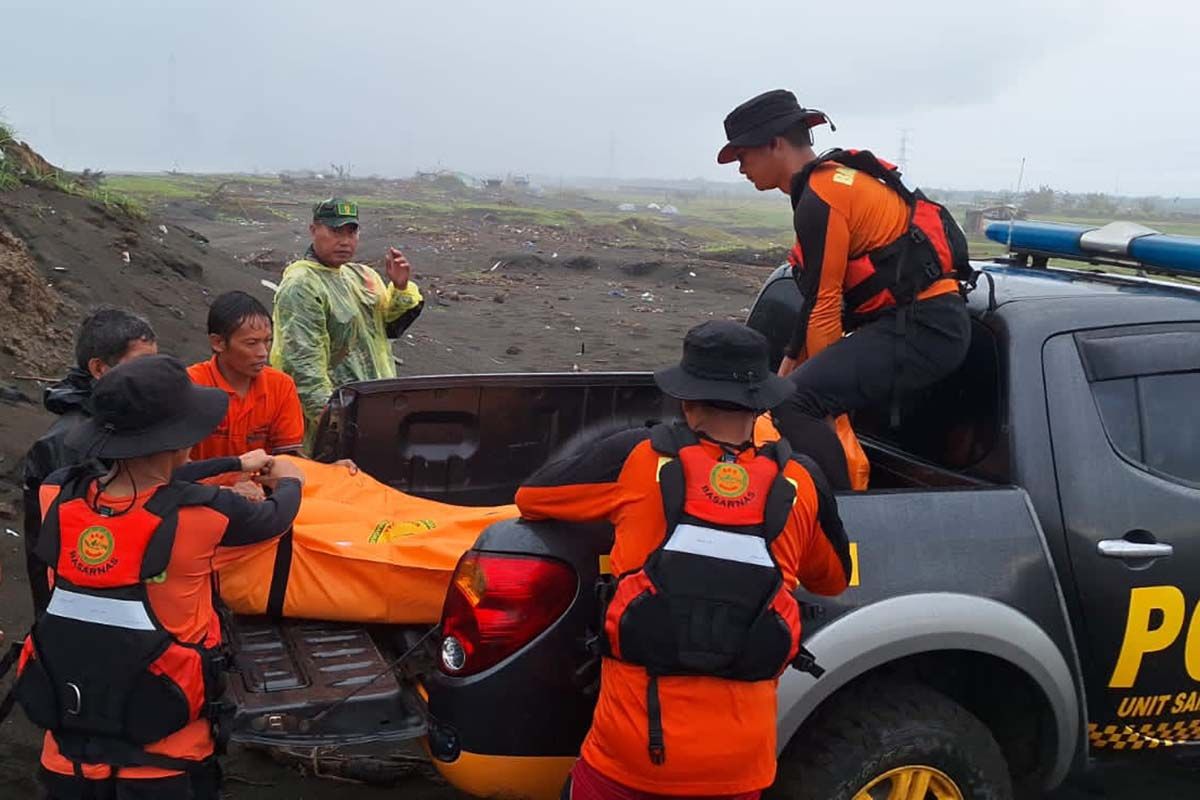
[1,183,1197,798]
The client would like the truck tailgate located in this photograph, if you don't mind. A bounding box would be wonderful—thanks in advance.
[228,617,427,748]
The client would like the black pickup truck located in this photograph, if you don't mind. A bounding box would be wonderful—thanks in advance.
[225,256,1200,800]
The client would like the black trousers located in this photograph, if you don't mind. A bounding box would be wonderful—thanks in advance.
[40,761,221,800]
[772,293,971,489]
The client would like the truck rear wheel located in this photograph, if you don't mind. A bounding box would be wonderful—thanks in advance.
[771,679,1012,800]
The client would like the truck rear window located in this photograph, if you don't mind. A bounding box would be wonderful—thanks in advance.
[1078,325,1200,486]
[853,319,1003,475]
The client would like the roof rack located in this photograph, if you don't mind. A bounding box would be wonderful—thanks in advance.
[984,220,1200,280]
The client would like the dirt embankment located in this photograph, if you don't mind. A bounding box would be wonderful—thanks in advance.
[0,183,279,572]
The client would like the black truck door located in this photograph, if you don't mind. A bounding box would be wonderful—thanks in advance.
[1044,324,1200,755]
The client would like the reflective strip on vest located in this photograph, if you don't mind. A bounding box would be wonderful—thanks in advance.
[662,524,774,568]
[46,589,156,631]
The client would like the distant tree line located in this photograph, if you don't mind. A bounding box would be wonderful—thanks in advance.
[925,185,1199,221]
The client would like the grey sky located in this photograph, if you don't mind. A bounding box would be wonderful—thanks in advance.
[1,0,1195,195]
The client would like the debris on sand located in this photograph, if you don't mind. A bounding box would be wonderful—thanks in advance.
[243,248,284,271]
[562,256,597,271]
[621,260,663,277]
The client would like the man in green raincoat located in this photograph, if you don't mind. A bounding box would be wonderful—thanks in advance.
[271,197,424,434]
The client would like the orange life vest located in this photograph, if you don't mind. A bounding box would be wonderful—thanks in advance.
[12,468,227,772]
[790,148,972,329]
[599,424,819,765]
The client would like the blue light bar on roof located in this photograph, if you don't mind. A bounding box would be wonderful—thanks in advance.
[985,220,1200,275]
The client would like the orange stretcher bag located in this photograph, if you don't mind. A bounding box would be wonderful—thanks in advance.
[215,457,516,624]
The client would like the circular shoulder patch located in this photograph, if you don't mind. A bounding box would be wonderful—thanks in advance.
[77,525,115,566]
[709,463,750,499]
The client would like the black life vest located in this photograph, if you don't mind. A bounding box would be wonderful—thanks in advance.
[599,423,816,764]
[791,148,973,329]
[11,467,229,770]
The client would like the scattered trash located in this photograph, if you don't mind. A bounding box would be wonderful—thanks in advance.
[683,289,695,294]
[573,326,582,332]
[158,224,169,235]
[640,292,655,300]
[608,289,626,298]
[551,252,558,259]
[5,528,20,538]
[689,271,697,277]
[646,203,661,211]
[53,266,68,272]
[490,260,502,271]
[121,251,131,264]
[260,278,280,293]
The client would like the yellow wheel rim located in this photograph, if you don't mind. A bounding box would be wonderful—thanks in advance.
[853,765,964,800]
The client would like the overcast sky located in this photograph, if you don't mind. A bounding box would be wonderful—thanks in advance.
[1,0,1195,196]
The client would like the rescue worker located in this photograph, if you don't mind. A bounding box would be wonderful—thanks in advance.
[190,291,358,499]
[21,308,158,617]
[188,291,305,461]
[516,320,851,800]
[10,354,304,799]
[718,90,972,480]
[271,198,424,435]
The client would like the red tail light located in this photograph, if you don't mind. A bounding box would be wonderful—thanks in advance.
[439,552,577,677]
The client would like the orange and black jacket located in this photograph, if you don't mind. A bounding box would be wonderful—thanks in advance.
[515,425,849,794]
[786,163,959,360]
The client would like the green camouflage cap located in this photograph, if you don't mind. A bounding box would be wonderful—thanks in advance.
[312,197,359,228]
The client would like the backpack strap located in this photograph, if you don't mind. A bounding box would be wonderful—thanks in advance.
[139,482,221,581]
[649,422,695,537]
[759,440,797,544]
[648,421,696,456]
[33,466,104,568]
[794,148,916,206]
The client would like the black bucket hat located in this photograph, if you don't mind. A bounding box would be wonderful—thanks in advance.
[65,355,229,459]
[654,321,794,412]
[717,89,834,164]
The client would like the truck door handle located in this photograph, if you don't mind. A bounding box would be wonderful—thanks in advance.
[1098,538,1174,560]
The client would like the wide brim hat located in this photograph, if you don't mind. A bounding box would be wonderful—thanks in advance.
[717,89,834,164]
[65,354,229,459]
[654,320,794,412]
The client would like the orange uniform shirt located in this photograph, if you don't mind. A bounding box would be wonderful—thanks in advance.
[788,162,959,360]
[187,357,305,460]
[516,427,850,794]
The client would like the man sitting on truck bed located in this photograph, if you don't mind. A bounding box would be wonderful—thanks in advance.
[718,90,972,484]
[516,320,850,800]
